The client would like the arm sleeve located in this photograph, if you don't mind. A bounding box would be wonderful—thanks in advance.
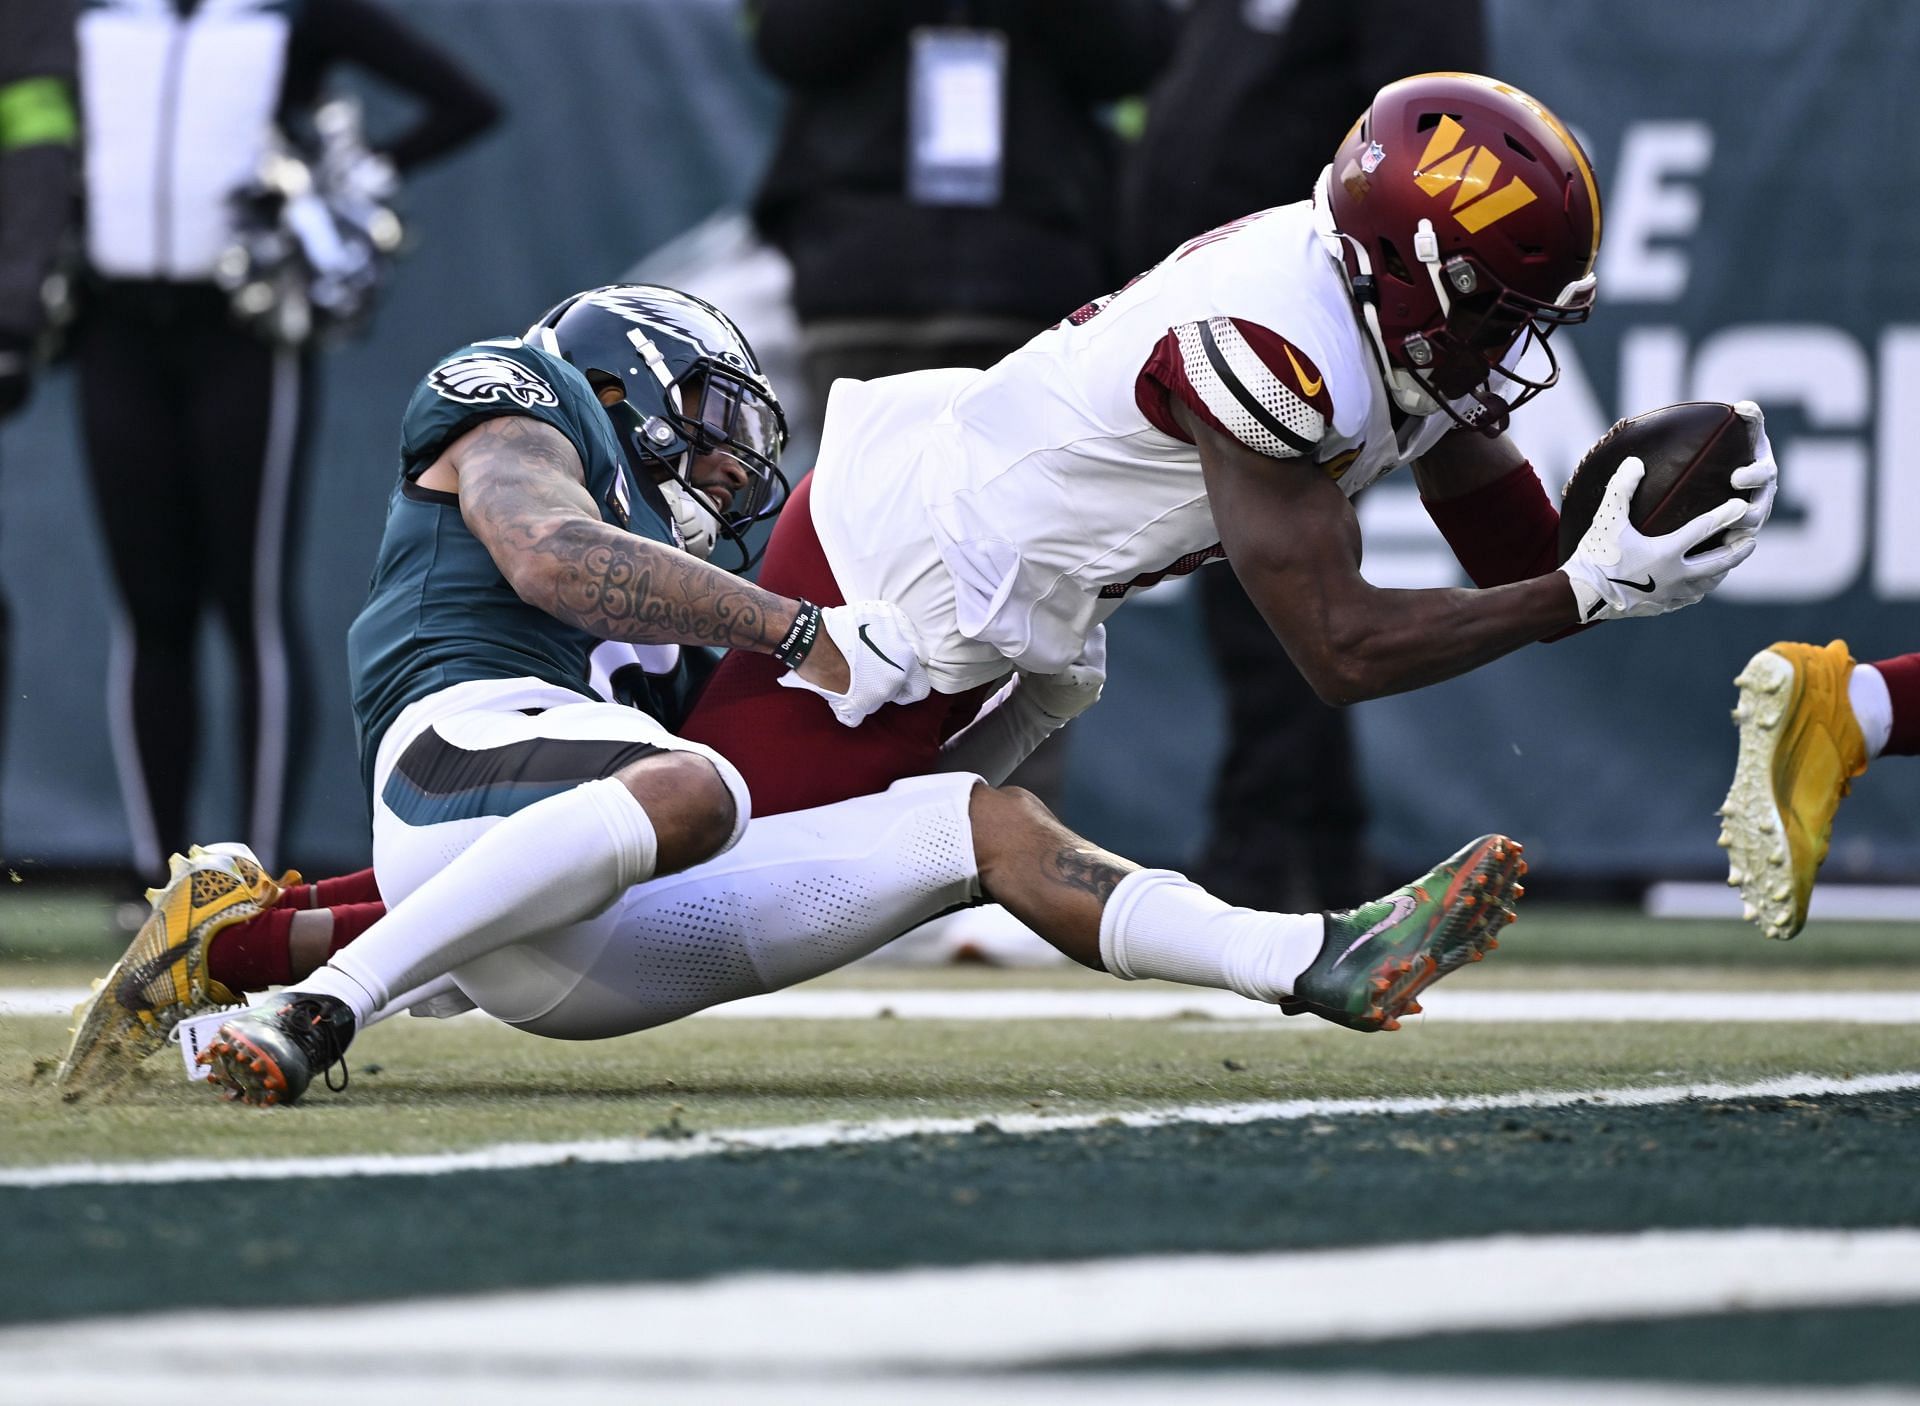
[1135,316,1333,460]
[750,0,910,87]
[294,0,502,171]
[1421,459,1588,642]
[936,677,1067,786]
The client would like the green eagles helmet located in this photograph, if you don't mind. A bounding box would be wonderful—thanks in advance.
[527,284,790,565]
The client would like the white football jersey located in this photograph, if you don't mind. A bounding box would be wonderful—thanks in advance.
[808,198,1457,693]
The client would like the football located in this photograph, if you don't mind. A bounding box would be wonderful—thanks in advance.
[1557,401,1757,559]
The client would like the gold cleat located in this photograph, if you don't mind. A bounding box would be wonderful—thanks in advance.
[56,844,298,1093]
[1717,641,1868,941]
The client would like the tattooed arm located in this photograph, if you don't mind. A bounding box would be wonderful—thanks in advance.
[426,414,854,691]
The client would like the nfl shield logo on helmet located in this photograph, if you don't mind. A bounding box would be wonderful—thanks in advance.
[1360,141,1387,174]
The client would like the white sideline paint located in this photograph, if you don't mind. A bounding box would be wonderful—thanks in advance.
[1646,879,1920,921]
[5,1070,1918,1190]
[4,1373,1915,1406]
[8,985,1920,1023]
[4,1229,1920,1378]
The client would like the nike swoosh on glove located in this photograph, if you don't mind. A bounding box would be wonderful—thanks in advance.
[1727,399,1778,542]
[777,599,933,726]
[1559,456,1757,622]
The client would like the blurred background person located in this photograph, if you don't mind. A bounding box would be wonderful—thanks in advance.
[1122,0,1486,913]
[73,0,499,886]
[746,0,1173,809]
[0,0,79,867]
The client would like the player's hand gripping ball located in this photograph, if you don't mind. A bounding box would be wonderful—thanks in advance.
[1557,400,1768,556]
[1555,401,1775,622]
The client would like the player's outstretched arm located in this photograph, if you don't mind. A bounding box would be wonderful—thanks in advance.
[442,415,928,720]
[1179,400,1578,706]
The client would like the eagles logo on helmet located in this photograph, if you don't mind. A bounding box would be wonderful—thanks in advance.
[1316,72,1602,436]
[526,284,790,568]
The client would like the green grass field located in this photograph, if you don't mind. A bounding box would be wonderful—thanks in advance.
[4,891,1918,1399]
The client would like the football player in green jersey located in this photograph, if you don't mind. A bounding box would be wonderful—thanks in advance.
[164,285,934,1104]
[67,284,1529,1104]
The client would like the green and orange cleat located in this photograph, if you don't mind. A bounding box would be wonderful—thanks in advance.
[199,992,357,1107]
[1289,834,1524,1032]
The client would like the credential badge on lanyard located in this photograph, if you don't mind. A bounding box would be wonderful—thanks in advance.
[908,27,1008,207]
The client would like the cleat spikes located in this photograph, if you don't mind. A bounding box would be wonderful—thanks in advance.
[1290,833,1520,1034]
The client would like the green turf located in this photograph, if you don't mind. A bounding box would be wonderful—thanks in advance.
[7,893,1919,1387]
[4,886,1918,967]
[6,1091,1918,1334]
[6,1000,1919,1168]
[0,885,123,960]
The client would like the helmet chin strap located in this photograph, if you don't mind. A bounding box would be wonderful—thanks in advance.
[1312,167,1442,418]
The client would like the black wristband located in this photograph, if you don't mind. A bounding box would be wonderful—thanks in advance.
[772,600,823,671]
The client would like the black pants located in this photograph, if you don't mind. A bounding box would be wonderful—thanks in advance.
[1191,564,1373,912]
[77,280,315,876]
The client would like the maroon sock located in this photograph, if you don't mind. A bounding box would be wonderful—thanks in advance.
[207,908,296,992]
[276,867,382,910]
[1871,652,1920,756]
[206,900,388,995]
[324,902,387,955]
[316,869,383,906]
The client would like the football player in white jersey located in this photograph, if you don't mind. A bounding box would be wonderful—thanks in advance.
[72,78,1783,1106]
[682,71,1777,813]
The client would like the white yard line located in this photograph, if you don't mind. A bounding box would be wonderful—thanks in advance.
[5,1372,1913,1406]
[4,1229,1920,1379]
[8,985,1920,1022]
[5,1070,1917,1189]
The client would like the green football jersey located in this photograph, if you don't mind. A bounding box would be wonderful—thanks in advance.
[348,338,679,798]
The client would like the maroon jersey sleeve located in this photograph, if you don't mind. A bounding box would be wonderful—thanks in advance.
[1135,316,1335,459]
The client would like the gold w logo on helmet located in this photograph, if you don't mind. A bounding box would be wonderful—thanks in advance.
[1412,115,1538,233]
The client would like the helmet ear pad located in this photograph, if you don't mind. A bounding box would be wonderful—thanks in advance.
[1323,73,1601,430]
[656,475,721,560]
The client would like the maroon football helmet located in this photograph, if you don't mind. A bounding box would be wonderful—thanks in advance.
[1319,72,1602,435]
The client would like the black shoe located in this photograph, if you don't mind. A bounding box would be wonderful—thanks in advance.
[199,992,356,1107]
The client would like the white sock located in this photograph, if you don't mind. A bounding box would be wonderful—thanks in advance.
[1851,664,1892,759]
[293,777,659,1025]
[1097,869,1326,1002]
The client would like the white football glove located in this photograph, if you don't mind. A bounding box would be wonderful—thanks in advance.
[1019,623,1108,722]
[938,627,1107,784]
[1559,456,1756,622]
[776,599,932,726]
[1728,399,1777,542]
